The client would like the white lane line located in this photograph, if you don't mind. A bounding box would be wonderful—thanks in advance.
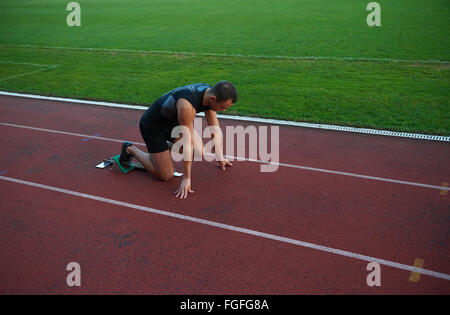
[1,91,449,142]
[0,122,131,144]
[1,122,449,192]
[0,174,449,281]
[243,158,450,191]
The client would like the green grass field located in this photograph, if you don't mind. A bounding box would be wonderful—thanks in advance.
[0,0,449,135]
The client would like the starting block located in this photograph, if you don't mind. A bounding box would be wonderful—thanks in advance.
[96,155,183,176]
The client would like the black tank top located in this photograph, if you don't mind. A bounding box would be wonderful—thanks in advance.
[144,83,211,127]
[163,83,211,114]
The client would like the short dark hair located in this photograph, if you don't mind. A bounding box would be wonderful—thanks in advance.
[210,81,238,103]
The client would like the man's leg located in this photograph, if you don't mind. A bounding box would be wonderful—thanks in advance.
[126,145,174,181]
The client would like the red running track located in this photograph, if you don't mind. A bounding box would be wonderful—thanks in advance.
[0,94,449,294]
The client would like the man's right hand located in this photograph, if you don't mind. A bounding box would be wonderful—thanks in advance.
[174,178,194,199]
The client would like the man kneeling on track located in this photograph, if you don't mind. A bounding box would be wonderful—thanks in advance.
[118,81,238,199]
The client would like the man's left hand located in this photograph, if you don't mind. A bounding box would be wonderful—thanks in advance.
[217,159,232,170]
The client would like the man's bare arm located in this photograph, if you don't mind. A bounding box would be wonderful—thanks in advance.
[174,98,196,198]
[204,109,232,170]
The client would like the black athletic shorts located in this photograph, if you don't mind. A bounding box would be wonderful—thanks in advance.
[139,121,169,153]
[139,104,177,154]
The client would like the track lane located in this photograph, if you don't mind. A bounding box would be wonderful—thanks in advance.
[1,94,449,186]
[1,178,449,294]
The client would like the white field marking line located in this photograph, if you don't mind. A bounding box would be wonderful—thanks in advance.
[0,174,449,281]
[0,67,57,82]
[0,91,449,142]
[3,44,449,64]
[0,60,54,67]
[1,121,449,192]
[0,60,58,82]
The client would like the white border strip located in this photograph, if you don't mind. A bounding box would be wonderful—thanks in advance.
[0,91,148,111]
[1,121,449,192]
[1,174,449,281]
[1,91,448,142]
[199,113,450,142]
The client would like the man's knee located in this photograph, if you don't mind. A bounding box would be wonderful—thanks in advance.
[158,170,174,182]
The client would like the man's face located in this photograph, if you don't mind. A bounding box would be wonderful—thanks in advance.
[210,96,233,112]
